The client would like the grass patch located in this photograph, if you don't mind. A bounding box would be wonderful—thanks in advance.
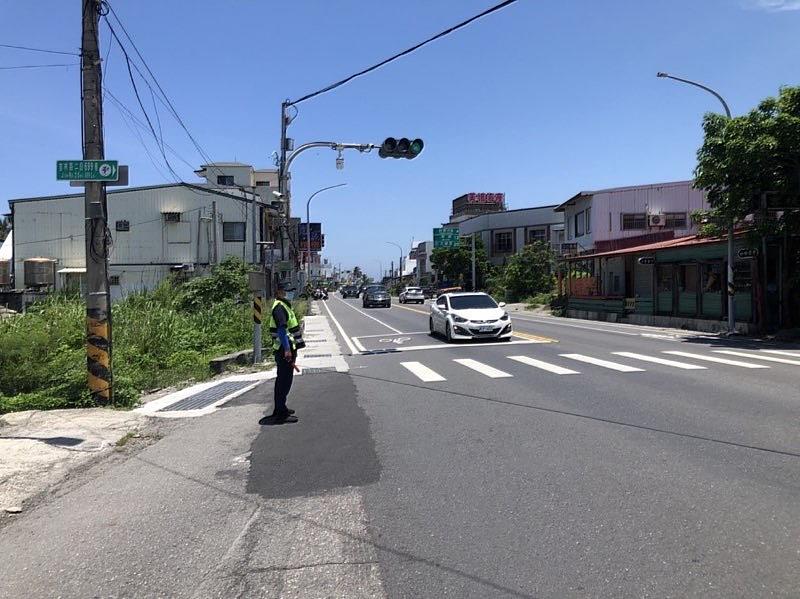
[524,292,556,310]
[115,430,137,447]
[0,257,301,415]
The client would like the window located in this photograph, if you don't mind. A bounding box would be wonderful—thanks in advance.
[109,275,120,286]
[449,294,498,310]
[678,264,698,293]
[574,211,585,237]
[702,263,721,292]
[436,296,448,308]
[621,213,647,230]
[255,180,270,187]
[115,220,130,232]
[223,222,246,242]
[528,228,546,243]
[493,231,513,254]
[665,212,687,229]
[216,175,234,186]
[163,212,181,223]
[585,209,591,233]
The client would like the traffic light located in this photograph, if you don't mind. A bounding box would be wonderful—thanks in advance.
[379,137,424,159]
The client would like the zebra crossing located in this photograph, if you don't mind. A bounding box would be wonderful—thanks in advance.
[398,348,800,383]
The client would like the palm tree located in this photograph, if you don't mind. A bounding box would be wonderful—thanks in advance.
[0,216,10,242]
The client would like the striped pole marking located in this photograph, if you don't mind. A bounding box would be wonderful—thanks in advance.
[87,308,111,404]
[253,295,263,324]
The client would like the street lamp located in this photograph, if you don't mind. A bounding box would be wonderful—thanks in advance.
[386,241,404,288]
[305,183,347,288]
[656,71,736,334]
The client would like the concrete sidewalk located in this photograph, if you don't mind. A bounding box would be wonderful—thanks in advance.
[0,408,148,514]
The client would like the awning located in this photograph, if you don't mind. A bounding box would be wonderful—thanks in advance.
[564,234,738,261]
[57,267,86,274]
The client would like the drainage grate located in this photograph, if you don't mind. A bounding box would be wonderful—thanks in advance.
[301,353,333,358]
[159,380,256,412]
[301,367,337,374]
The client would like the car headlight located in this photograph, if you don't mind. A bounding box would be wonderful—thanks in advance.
[500,313,509,321]
[453,315,468,323]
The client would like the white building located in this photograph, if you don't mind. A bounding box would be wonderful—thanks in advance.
[9,182,265,300]
[457,205,564,266]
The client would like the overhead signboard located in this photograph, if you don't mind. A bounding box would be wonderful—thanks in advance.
[299,223,324,251]
[637,256,656,265]
[466,192,504,205]
[737,248,759,259]
[57,160,119,182]
[433,227,460,249]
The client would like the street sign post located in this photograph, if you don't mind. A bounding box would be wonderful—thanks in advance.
[57,159,119,182]
[433,227,460,248]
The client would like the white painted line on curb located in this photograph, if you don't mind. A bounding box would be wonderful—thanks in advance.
[322,300,359,355]
[333,297,403,334]
[507,355,579,375]
[560,354,645,372]
[401,361,446,382]
[453,358,513,378]
[612,352,707,370]
[713,350,800,366]
[663,351,769,369]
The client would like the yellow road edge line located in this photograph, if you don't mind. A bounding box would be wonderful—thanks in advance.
[513,331,558,343]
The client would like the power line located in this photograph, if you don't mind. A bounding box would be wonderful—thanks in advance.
[103,3,228,182]
[290,0,519,106]
[0,43,80,56]
[0,63,79,70]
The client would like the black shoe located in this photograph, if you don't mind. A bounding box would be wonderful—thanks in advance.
[259,413,298,425]
[274,414,298,424]
[287,408,295,415]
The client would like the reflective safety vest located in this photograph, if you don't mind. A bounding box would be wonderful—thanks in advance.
[268,299,305,351]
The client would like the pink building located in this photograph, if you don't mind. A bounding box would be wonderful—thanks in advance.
[554,180,709,254]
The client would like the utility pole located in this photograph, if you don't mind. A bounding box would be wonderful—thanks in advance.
[211,201,218,264]
[82,0,113,405]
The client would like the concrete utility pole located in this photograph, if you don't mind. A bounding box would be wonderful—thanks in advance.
[657,72,736,334]
[386,242,404,289]
[82,0,113,405]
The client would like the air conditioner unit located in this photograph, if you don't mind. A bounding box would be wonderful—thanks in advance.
[648,213,665,227]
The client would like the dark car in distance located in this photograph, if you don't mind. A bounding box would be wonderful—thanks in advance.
[341,285,359,298]
[362,285,391,308]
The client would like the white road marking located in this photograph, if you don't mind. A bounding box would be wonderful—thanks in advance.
[712,350,800,366]
[663,351,769,369]
[352,337,366,352]
[394,340,536,352]
[453,358,513,378]
[322,300,359,355]
[560,354,645,372]
[354,331,429,339]
[333,297,403,334]
[400,362,446,382]
[511,316,639,336]
[507,355,579,375]
[612,352,707,370]
[760,349,800,357]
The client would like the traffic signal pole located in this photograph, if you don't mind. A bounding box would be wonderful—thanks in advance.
[82,0,113,405]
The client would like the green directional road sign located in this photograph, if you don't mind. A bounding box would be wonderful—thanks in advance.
[57,160,119,182]
[433,227,460,248]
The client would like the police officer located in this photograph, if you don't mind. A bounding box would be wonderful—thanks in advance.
[261,283,304,424]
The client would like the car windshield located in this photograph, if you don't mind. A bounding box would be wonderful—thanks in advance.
[449,295,498,310]
[367,286,387,293]
[406,287,421,292]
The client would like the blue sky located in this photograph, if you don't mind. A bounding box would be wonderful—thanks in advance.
[2,0,799,277]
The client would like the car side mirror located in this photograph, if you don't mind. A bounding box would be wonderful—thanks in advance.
[498,302,506,308]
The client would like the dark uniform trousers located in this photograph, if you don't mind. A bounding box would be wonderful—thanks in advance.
[273,348,297,417]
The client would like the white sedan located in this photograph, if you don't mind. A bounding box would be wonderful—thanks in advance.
[429,292,512,342]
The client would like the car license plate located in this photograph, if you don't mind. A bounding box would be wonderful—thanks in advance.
[479,325,493,332]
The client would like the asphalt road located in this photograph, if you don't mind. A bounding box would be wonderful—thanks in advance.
[322,295,800,598]
[1,296,798,598]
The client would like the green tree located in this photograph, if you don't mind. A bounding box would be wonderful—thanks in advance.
[694,85,800,326]
[501,241,555,302]
[430,236,493,289]
[0,216,10,242]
